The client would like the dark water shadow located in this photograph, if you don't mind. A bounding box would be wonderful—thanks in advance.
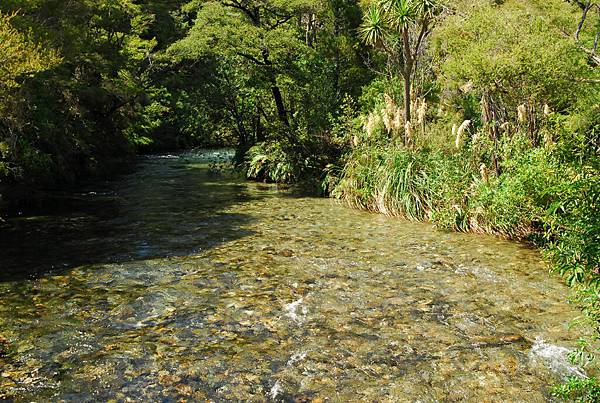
[0,153,261,282]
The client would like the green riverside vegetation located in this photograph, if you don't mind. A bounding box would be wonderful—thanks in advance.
[1,0,599,398]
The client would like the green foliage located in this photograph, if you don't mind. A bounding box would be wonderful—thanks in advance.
[550,376,600,402]
[469,148,567,237]
[434,0,595,115]
[0,1,158,186]
[246,141,296,183]
[0,12,60,89]
[332,140,600,388]
[332,145,471,221]
[166,0,370,183]
[332,7,600,385]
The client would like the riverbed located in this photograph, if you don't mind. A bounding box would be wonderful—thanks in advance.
[0,150,590,401]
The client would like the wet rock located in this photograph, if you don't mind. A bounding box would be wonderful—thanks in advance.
[279,249,295,257]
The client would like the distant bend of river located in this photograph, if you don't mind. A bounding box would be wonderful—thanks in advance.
[0,149,593,401]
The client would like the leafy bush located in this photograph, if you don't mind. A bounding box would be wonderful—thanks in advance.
[245,141,296,183]
[550,377,600,402]
[332,145,473,222]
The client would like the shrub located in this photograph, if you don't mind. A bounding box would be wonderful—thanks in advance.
[245,141,296,183]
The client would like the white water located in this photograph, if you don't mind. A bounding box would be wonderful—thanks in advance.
[284,298,308,323]
[529,337,587,378]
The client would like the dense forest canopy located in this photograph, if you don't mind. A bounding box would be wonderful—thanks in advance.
[0,0,599,398]
[2,0,595,186]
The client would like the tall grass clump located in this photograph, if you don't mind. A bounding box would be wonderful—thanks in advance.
[332,144,475,224]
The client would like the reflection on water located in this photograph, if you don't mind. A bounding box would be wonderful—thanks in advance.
[0,150,593,401]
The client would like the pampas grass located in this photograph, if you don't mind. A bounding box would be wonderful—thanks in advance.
[543,131,553,148]
[543,104,551,116]
[364,112,381,137]
[517,104,527,123]
[454,120,471,149]
[405,121,413,145]
[382,107,392,133]
[393,107,403,133]
[417,99,427,125]
[375,94,405,135]
[479,163,489,183]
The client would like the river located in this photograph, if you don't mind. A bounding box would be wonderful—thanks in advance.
[0,150,591,401]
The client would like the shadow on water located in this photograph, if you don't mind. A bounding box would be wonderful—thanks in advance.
[0,151,259,282]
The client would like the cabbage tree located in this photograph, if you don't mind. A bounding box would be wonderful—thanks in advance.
[360,0,442,131]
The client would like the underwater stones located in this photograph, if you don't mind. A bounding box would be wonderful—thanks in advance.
[416,260,438,271]
[454,264,501,283]
[279,249,295,257]
[0,152,592,401]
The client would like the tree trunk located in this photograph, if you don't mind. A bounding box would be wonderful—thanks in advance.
[254,105,264,142]
[576,1,592,40]
[305,13,317,48]
[262,49,289,127]
[270,82,289,126]
[402,27,413,127]
[403,72,411,123]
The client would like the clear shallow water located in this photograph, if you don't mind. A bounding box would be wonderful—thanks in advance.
[0,150,592,401]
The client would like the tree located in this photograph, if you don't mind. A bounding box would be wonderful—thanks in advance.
[0,0,159,185]
[565,0,600,63]
[0,11,60,179]
[359,0,442,136]
[172,0,319,129]
[434,0,597,172]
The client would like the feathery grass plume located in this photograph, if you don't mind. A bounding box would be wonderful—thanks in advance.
[543,132,553,148]
[417,99,427,124]
[479,163,489,184]
[517,104,527,123]
[362,114,369,135]
[365,112,381,137]
[382,108,392,133]
[412,98,421,119]
[452,123,458,139]
[405,121,413,145]
[384,94,396,110]
[460,81,474,93]
[454,120,471,149]
[454,127,460,149]
[393,107,403,133]
[352,135,360,147]
[381,94,398,133]
[543,104,551,116]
